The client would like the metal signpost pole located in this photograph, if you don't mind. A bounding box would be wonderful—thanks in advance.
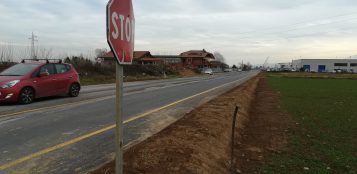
[115,63,124,174]
[107,0,134,173]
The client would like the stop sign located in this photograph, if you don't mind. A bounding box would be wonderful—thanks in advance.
[107,0,135,65]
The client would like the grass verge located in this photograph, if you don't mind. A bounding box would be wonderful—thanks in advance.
[263,76,357,173]
[80,75,182,86]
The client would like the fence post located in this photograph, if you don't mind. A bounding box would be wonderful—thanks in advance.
[231,105,239,173]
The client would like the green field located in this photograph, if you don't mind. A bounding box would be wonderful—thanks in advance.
[264,74,357,173]
[267,72,357,79]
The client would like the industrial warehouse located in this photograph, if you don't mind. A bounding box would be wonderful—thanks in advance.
[278,59,357,73]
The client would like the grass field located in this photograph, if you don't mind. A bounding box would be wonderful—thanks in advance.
[264,74,357,173]
[267,72,357,79]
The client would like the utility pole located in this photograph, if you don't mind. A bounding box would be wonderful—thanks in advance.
[163,56,167,78]
[263,56,270,70]
[29,32,38,60]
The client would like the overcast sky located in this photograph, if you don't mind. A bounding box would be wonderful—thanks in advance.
[1,0,357,65]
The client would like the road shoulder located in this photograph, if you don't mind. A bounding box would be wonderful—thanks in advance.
[89,74,261,174]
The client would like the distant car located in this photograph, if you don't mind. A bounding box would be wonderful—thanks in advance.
[224,68,233,72]
[334,69,344,73]
[281,68,292,72]
[0,59,80,104]
[203,69,213,75]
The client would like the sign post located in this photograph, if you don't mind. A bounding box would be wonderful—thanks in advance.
[106,0,135,173]
[115,63,124,174]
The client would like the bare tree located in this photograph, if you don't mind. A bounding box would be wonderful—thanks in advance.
[213,51,226,63]
[37,48,53,59]
[95,48,108,58]
[239,62,243,69]
[240,62,252,71]
[0,44,14,62]
[13,46,32,61]
[0,45,4,62]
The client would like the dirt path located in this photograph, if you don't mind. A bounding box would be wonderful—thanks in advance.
[233,77,291,173]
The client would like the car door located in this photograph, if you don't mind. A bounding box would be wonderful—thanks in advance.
[54,64,71,94]
[34,64,57,97]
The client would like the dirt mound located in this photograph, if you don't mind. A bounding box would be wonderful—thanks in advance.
[89,76,261,174]
[179,69,199,77]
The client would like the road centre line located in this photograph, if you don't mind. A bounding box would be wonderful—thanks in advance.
[0,75,253,171]
[0,76,224,119]
[0,96,114,119]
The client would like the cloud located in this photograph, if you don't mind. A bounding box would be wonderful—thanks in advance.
[1,0,357,64]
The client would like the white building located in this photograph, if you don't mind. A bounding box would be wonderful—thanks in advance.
[292,59,357,73]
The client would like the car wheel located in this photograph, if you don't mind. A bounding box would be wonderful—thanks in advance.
[19,87,35,104]
[69,83,80,97]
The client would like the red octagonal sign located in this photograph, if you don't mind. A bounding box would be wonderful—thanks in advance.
[107,0,135,65]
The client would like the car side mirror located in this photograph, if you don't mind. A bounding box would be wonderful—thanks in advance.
[39,72,49,77]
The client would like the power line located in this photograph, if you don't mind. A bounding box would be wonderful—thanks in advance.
[28,32,38,60]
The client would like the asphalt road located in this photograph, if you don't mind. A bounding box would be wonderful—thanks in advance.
[0,71,259,174]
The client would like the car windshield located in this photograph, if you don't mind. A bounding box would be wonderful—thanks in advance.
[0,63,40,76]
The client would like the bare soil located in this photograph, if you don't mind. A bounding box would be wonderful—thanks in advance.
[233,77,291,173]
[178,69,200,77]
[89,75,290,174]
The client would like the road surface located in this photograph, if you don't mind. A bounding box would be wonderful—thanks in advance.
[0,71,258,174]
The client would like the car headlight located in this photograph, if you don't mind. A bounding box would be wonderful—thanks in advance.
[1,80,20,89]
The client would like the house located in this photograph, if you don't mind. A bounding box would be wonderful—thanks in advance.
[96,49,219,70]
[152,55,183,70]
[180,49,215,69]
[209,60,229,72]
[96,51,162,65]
[133,51,162,65]
[96,51,116,65]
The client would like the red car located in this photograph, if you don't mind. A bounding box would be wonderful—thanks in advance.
[0,60,80,104]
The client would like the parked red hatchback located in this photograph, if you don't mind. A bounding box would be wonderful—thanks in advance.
[0,59,80,104]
